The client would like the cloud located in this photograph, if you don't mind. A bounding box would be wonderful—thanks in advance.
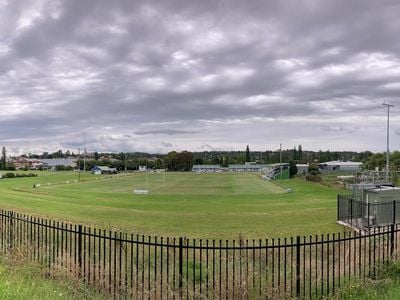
[0,0,400,154]
[135,129,202,136]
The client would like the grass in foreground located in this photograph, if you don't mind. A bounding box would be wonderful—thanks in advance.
[0,171,347,239]
[330,262,400,299]
[0,257,106,299]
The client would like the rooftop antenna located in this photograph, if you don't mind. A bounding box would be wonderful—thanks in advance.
[383,101,394,183]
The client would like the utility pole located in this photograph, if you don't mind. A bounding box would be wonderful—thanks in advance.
[383,101,394,183]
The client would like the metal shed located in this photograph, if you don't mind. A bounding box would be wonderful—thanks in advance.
[363,186,400,204]
[338,186,400,230]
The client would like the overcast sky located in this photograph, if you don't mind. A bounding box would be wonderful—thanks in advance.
[1,0,400,155]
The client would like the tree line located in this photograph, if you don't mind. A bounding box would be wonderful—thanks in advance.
[0,145,389,172]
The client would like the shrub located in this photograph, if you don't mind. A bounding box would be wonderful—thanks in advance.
[305,174,321,182]
[4,173,15,178]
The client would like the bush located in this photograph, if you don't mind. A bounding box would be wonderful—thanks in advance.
[1,173,37,179]
[305,174,321,182]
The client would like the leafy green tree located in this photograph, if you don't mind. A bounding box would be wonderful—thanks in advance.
[289,161,298,178]
[308,163,320,175]
[365,153,385,170]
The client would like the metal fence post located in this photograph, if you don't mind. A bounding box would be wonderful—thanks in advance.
[296,236,300,298]
[350,198,353,226]
[391,224,395,258]
[179,237,183,297]
[9,211,14,251]
[393,200,396,225]
[78,224,82,276]
[367,203,370,228]
[337,195,339,221]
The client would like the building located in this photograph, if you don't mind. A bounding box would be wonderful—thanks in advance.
[296,164,309,174]
[319,161,363,172]
[262,163,290,179]
[228,164,267,172]
[41,158,77,170]
[192,165,222,172]
[12,157,43,170]
[91,165,117,175]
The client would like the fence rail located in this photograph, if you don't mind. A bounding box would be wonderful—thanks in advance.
[1,210,400,299]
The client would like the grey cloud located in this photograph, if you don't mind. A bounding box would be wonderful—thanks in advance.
[1,0,400,154]
[161,142,173,148]
[135,129,202,135]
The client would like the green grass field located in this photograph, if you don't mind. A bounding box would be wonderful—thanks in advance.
[0,171,347,239]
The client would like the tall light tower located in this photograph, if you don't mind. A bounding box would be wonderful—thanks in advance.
[383,101,394,182]
[83,132,86,172]
[279,143,282,180]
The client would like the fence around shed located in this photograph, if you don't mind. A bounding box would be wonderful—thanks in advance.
[337,194,400,230]
[1,210,400,299]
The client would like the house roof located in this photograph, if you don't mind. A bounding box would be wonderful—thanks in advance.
[92,165,116,171]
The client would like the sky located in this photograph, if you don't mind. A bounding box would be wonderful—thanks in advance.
[1,0,400,155]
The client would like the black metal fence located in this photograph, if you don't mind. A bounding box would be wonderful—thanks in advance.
[337,195,400,230]
[2,210,400,299]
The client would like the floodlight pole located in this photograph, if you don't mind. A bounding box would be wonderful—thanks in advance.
[279,143,282,180]
[78,148,81,182]
[146,167,148,190]
[383,102,394,182]
[163,159,166,188]
[83,133,86,173]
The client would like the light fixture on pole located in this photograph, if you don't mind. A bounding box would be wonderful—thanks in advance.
[382,101,394,183]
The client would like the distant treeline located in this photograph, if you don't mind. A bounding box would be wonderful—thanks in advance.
[7,145,392,171]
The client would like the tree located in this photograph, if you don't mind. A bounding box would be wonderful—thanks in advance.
[293,146,297,161]
[308,163,320,175]
[289,161,298,178]
[1,147,6,170]
[245,145,250,162]
[298,145,303,161]
[365,153,385,170]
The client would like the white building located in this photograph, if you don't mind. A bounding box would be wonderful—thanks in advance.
[296,164,309,173]
[192,165,222,172]
[41,158,77,170]
[319,161,363,172]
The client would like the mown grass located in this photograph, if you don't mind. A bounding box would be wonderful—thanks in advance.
[0,171,347,239]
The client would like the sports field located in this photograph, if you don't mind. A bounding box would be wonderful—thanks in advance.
[0,171,346,239]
